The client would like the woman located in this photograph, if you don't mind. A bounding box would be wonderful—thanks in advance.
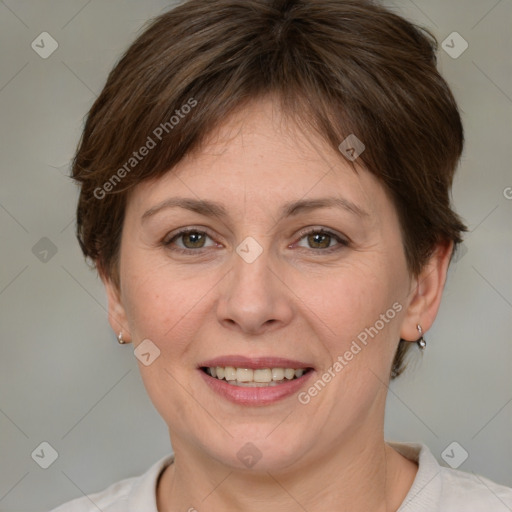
[51,0,512,510]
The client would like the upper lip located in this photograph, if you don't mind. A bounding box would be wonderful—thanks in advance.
[199,355,313,370]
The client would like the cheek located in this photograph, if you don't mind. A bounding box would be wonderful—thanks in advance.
[294,259,406,370]
[302,262,393,327]
[119,259,218,421]
[120,256,220,352]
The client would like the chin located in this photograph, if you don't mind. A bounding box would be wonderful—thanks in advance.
[200,424,314,473]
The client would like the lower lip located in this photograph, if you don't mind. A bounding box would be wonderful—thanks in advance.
[199,370,314,406]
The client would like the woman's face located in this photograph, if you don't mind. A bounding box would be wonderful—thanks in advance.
[105,98,430,471]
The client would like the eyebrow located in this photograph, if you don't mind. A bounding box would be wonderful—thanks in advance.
[141,196,368,222]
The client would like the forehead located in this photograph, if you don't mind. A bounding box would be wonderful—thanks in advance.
[126,97,387,220]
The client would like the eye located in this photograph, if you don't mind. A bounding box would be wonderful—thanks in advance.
[294,228,348,252]
[163,226,348,255]
[163,228,218,252]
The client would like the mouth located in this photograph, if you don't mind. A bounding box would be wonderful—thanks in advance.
[200,366,314,387]
[198,356,315,406]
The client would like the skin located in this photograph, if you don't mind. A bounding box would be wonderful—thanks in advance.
[102,97,453,511]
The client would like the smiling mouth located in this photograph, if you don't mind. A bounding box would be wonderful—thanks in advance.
[201,366,313,387]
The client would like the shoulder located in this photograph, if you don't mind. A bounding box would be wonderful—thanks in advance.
[389,441,512,511]
[49,477,134,512]
[439,464,512,510]
[48,454,174,512]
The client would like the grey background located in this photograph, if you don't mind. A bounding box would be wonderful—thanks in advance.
[0,1,510,510]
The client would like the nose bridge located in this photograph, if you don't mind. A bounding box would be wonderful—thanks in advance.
[231,234,275,304]
[216,234,293,333]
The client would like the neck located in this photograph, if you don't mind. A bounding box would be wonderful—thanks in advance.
[157,425,417,512]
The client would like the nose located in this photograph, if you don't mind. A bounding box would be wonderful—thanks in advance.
[216,245,294,336]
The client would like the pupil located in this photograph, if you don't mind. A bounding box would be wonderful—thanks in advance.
[309,233,330,249]
[185,232,205,248]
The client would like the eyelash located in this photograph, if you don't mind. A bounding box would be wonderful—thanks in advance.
[162,227,349,255]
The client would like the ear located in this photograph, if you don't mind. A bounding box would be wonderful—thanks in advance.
[400,240,454,342]
[99,269,131,343]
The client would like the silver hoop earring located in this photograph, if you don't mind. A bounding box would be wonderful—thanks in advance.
[416,324,426,350]
[117,332,126,345]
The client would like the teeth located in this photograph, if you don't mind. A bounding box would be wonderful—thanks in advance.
[236,368,253,382]
[205,366,308,385]
[272,368,284,381]
[224,366,236,381]
[254,369,272,383]
[284,368,295,380]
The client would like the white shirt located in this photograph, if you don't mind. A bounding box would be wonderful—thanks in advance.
[49,442,512,511]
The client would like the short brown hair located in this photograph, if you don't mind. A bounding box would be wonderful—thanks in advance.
[72,0,467,378]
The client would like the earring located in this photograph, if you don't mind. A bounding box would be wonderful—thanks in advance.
[416,324,426,350]
[117,332,126,345]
